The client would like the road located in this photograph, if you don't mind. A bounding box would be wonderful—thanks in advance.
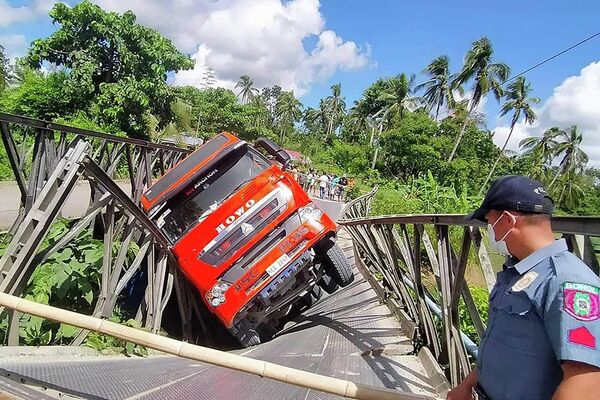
[0,231,438,400]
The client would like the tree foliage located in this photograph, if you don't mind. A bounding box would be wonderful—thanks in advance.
[25,0,193,137]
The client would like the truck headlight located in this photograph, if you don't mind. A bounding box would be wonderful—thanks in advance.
[207,281,230,307]
[299,203,323,223]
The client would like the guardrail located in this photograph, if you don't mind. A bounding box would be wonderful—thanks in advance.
[338,188,600,386]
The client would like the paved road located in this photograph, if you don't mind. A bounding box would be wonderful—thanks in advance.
[0,182,345,229]
[0,231,437,400]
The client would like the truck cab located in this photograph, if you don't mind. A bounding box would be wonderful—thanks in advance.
[141,132,353,346]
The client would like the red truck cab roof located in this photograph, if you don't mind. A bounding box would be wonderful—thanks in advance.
[141,132,241,212]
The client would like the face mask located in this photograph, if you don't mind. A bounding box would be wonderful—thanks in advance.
[487,213,514,256]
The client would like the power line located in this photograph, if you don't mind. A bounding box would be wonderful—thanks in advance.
[503,31,600,84]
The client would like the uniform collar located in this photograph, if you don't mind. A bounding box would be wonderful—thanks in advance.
[505,239,568,275]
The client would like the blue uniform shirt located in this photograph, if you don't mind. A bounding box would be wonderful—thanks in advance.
[477,239,600,400]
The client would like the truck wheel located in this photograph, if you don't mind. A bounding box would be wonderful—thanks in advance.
[311,285,323,301]
[321,243,354,287]
[318,274,339,294]
[236,328,261,348]
[301,290,315,308]
[257,321,280,341]
[231,324,260,347]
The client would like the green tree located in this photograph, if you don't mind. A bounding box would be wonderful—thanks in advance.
[324,83,346,138]
[482,76,539,190]
[26,1,193,137]
[448,37,510,161]
[415,55,458,120]
[519,127,561,181]
[235,75,259,103]
[0,69,77,120]
[378,73,426,120]
[343,107,371,143]
[275,91,302,142]
[549,125,588,187]
[173,86,274,141]
[303,100,328,137]
[556,170,586,210]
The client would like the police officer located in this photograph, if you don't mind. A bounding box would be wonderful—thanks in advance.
[447,176,600,400]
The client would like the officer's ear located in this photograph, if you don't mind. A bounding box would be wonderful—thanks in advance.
[502,211,518,228]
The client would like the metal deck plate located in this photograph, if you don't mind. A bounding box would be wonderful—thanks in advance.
[0,234,437,400]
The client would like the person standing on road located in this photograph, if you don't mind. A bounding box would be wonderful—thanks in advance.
[338,174,348,201]
[448,176,600,400]
[319,172,329,199]
[331,174,339,200]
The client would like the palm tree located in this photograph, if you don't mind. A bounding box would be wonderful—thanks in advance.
[555,170,586,210]
[303,99,329,137]
[448,37,510,161]
[275,91,302,142]
[324,83,346,138]
[415,56,458,120]
[235,75,259,103]
[519,127,561,180]
[378,73,426,120]
[344,107,371,143]
[549,125,588,187]
[481,77,539,191]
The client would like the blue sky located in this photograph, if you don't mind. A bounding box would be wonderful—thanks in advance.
[2,0,600,162]
[309,0,600,120]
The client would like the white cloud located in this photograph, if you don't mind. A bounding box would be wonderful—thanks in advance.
[93,0,371,96]
[492,61,600,166]
[0,34,27,61]
[0,0,53,27]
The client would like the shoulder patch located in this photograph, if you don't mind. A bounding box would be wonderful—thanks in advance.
[563,282,600,321]
[512,271,539,292]
[568,326,596,349]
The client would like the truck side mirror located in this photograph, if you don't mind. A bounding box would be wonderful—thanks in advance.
[255,138,291,170]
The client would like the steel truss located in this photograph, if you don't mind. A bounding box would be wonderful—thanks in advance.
[339,188,600,386]
[0,113,210,346]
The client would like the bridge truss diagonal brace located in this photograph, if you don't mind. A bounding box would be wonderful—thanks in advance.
[0,140,177,346]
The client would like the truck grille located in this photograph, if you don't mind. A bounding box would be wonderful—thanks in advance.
[199,191,290,267]
[219,213,302,285]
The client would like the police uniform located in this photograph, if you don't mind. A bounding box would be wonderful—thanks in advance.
[467,176,600,400]
[477,239,600,399]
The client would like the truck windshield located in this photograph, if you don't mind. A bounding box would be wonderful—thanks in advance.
[156,147,271,244]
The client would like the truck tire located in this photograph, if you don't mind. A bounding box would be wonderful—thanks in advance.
[321,243,354,287]
[311,285,323,301]
[318,274,339,294]
[301,290,315,308]
[257,320,280,341]
[236,328,261,348]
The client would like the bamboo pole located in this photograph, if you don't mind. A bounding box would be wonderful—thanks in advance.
[0,293,436,400]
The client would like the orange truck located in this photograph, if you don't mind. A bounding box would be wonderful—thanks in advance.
[141,133,353,346]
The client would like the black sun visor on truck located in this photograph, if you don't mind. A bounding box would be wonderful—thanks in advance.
[142,134,245,211]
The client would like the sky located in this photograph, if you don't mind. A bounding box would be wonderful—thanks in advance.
[1,0,600,164]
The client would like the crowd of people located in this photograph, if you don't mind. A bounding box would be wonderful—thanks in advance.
[290,167,348,202]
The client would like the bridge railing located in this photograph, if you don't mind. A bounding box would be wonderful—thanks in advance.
[0,112,191,225]
[0,114,212,346]
[338,188,600,386]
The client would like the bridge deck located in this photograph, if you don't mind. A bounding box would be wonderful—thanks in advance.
[0,231,438,400]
